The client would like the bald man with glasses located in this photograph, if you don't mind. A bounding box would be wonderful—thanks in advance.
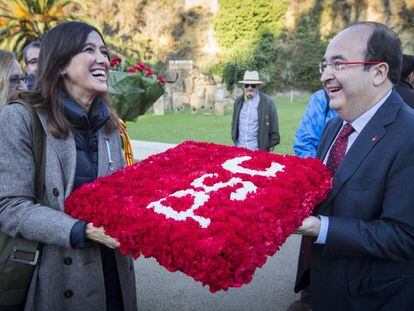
[292,22,414,311]
[231,71,280,151]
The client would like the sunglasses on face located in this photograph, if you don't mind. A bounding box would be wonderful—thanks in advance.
[244,84,257,89]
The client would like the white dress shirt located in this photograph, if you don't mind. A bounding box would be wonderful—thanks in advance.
[315,90,392,244]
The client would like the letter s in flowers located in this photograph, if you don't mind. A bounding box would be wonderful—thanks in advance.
[146,156,283,228]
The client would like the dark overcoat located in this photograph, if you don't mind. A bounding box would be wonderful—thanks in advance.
[295,91,414,310]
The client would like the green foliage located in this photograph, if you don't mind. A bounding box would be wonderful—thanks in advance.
[213,0,294,93]
[222,61,250,90]
[278,3,330,91]
[214,0,289,50]
[0,0,82,58]
[251,31,278,69]
[221,31,279,93]
[214,0,330,92]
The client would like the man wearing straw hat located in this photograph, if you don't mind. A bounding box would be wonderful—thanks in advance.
[231,70,280,151]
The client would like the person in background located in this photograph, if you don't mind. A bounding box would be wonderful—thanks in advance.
[231,70,280,151]
[0,49,27,106]
[0,22,137,310]
[293,89,336,158]
[22,41,41,90]
[394,53,414,108]
[0,50,15,105]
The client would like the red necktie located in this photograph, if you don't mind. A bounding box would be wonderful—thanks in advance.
[326,123,355,174]
[299,124,355,287]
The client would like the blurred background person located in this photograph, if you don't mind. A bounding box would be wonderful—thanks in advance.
[0,50,14,106]
[293,89,336,158]
[394,53,414,108]
[0,49,27,106]
[22,41,41,90]
[231,70,280,151]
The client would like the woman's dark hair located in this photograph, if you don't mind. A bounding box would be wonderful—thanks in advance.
[19,21,119,138]
[346,22,402,84]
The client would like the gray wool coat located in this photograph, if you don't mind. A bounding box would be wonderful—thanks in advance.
[0,104,137,311]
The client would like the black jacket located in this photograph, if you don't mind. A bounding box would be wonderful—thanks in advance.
[63,94,124,311]
[231,92,280,151]
[394,81,414,108]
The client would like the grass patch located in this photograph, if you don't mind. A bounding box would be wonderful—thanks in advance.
[126,96,308,155]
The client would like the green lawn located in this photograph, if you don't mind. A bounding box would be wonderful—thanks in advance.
[126,96,308,155]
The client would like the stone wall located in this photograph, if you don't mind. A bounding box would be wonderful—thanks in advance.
[154,66,234,116]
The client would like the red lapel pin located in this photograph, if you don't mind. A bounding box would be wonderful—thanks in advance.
[371,136,378,142]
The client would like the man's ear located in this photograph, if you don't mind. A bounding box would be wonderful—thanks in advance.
[372,62,389,86]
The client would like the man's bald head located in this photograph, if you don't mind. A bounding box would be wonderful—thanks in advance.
[344,22,402,83]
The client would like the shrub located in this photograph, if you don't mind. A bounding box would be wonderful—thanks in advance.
[214,0,289,50]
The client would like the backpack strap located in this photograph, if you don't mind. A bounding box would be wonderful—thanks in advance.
[0,101,45,306]
[8,101,45,202]
[6,101,44,265]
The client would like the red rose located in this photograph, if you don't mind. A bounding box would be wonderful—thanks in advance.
[110,57,122,67]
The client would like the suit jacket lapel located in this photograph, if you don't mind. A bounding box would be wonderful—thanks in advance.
[317,91,402,213]
[317,117,343,161]
[38,112,76,198]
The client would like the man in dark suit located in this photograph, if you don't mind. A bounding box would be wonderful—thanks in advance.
[293,22,414,311]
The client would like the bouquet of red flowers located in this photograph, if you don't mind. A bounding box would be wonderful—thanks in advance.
[65,142,332,292]
[108,57,165,121]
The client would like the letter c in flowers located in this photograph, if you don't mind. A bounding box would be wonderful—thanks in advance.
[221,156,285,176]
[145,156,283,228]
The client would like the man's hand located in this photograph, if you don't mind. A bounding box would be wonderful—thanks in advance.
[294,216,321,237]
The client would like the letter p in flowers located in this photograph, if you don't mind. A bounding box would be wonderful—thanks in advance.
[146,173,257,228]
[146,189,212,228]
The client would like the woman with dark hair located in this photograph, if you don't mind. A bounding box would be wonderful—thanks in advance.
[0,22,137,310]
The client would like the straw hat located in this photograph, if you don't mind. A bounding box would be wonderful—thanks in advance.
[238,71,264,84]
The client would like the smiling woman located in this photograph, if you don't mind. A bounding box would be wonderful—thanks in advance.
[0,22,137,311]
[63,31,110,111]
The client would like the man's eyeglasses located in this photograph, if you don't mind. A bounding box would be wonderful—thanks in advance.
[244,84,257,89]
[319,61,381,74]
[9,75,26,85]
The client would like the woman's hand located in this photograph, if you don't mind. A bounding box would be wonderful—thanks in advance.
[85,223,120,249]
